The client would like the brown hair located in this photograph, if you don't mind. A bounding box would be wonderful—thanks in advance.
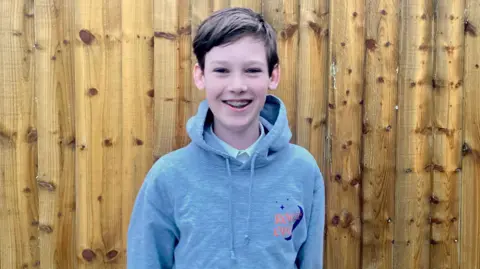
[193,7,279,76]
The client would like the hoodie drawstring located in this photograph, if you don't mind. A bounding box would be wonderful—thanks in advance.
[244,153,257,245]
[225,153,258,261]
[225,158,235,260]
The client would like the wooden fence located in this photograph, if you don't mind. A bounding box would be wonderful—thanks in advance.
[0,0,479,268]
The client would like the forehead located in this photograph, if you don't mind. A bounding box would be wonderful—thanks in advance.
[205,36,267,65]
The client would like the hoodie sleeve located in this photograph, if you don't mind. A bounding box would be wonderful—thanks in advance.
[296,167,326,269]
[127,166,179,269]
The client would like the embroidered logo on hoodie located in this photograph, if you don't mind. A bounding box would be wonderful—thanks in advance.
[273,204,304,240]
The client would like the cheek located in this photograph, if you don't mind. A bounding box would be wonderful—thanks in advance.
[204,76,224,89]
[204,78,224,97]
[249,79,270,94]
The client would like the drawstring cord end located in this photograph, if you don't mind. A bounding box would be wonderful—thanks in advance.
[244,234,250,245]
[230,250,236,260]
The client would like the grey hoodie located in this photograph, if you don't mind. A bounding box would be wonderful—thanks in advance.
[127,94,325,268]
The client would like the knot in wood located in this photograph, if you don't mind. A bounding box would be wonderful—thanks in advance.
[82,249,96,262]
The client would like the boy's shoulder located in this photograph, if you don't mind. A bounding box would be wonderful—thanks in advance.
[286,143,324,190]
[287,143,320,169]
[153,144,193,165]
[145,144,195,183]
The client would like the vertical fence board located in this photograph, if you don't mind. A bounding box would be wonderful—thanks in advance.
[264,0,299,144]
[296,0,329,173]
[296,1,329,263]
[430,1,464,268]
[153,0,191,156]
[0,0,38,268]
[54,0,77,267]
[74,0,123,267]
[213,0,229,11]
[461,1,480,268]
[326,1,365,268]
[35,0,76,267]
[153,0,182,157]
[191,0,210,114]
[121,0,155,262]
[93,0,123,266]
[394,1,434,269]
[178,0,193,146]
[362,0,399,268]
[229,0,262,12]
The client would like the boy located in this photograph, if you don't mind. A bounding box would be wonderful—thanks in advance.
[127,7,325,269]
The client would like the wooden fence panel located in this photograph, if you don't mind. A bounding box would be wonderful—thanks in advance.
[394,1,434,269]
[325,0,365,268]
[0,0,39,268]
[430,1,464,268]
[34,0,76,268]
[1,1,480,269]
[461,0,480,267]
[362,0,399,269]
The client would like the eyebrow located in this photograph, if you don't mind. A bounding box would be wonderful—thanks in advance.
[210,60,265,65]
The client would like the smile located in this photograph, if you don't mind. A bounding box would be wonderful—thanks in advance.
[222,100,253,110]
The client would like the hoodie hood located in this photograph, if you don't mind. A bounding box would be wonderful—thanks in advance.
[186,94,292,169]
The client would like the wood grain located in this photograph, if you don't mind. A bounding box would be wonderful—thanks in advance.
[35,0,76,267]
[295,1,330,264]
[191,0,210,114]
[263,0,299,144]
[230,0,262,12]
[326,0,365,268]
[430,1,464,268]
[74,0,123,267]
[121,0,155,265]
[264,1,299,141]
[0,0,39,268]
[213,0,229,11]
[394,1,434,269]
[1,1,480,268]
[296,0,329,172]
[153,0,191,158]
[362,0,399,269]
[461,0,480,267]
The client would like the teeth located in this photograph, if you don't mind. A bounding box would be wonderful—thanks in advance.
[225,100,250,107]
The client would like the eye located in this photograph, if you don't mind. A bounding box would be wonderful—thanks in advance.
[246,68,262,73]
[213,68,229,73]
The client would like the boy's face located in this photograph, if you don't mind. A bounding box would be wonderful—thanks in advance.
[193,35,280,133]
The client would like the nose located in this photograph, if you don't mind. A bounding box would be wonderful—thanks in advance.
[227,73,247,92]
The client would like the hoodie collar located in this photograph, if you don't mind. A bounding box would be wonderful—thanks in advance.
[207,121,265,163]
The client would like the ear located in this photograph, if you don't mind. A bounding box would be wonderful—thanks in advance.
[193,63,205,90]
[268,64,280,90]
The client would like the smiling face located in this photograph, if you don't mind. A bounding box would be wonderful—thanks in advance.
[193,35,280,136]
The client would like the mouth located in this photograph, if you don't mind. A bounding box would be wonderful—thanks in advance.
[222,99,253,109]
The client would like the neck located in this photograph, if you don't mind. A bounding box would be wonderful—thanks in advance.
[213,119,260,150]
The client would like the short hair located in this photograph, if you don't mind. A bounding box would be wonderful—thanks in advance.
[193,7,279,76]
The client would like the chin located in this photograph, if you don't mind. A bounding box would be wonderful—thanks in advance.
[216,116,257,132]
